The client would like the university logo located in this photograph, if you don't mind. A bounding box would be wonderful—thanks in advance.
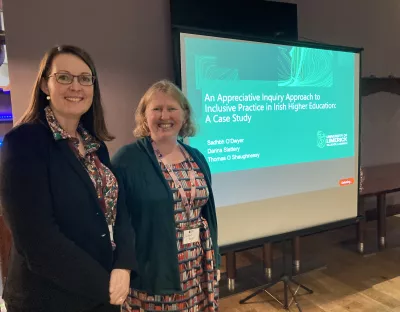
[317,130,348,148]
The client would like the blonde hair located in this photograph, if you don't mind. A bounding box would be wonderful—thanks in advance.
[133,79,197,138]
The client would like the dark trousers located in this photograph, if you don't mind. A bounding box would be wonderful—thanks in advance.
[6,303,121,312]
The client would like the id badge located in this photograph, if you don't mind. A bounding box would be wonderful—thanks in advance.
[183,228,200,244]
[108,224,114,242]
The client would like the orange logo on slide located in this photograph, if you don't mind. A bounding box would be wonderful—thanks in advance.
[339,178,354,186]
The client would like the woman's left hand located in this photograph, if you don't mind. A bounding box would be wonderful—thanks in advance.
[109,269,131,305]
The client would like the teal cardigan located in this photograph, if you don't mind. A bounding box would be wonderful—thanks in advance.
[111,137,220,295]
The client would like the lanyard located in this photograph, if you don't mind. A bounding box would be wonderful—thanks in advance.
[152,141,197,222]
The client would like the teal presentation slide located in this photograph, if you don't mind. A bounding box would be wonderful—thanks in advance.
[181,34,357,174]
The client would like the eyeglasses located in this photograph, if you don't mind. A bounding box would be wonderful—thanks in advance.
[48,73,96,86]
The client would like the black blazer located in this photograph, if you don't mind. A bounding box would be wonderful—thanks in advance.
[0,120,136,312]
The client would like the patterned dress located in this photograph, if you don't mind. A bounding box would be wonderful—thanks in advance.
[44,106,118,247]
[123,154,219,312]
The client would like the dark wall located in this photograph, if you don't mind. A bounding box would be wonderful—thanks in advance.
[170,0,298,40]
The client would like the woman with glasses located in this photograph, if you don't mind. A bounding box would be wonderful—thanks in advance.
[0,45,136,312]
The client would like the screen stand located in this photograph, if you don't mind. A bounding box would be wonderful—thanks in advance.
[239,239,313,311]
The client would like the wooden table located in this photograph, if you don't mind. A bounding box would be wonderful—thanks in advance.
[358,163,400,253]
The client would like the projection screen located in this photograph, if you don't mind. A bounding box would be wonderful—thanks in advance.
[176,31,361,247]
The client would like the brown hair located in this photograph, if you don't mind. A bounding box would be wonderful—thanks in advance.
[18,45,114,141]
[133,79,196,138]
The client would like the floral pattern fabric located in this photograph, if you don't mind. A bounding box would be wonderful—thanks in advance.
[45,106,118,246]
